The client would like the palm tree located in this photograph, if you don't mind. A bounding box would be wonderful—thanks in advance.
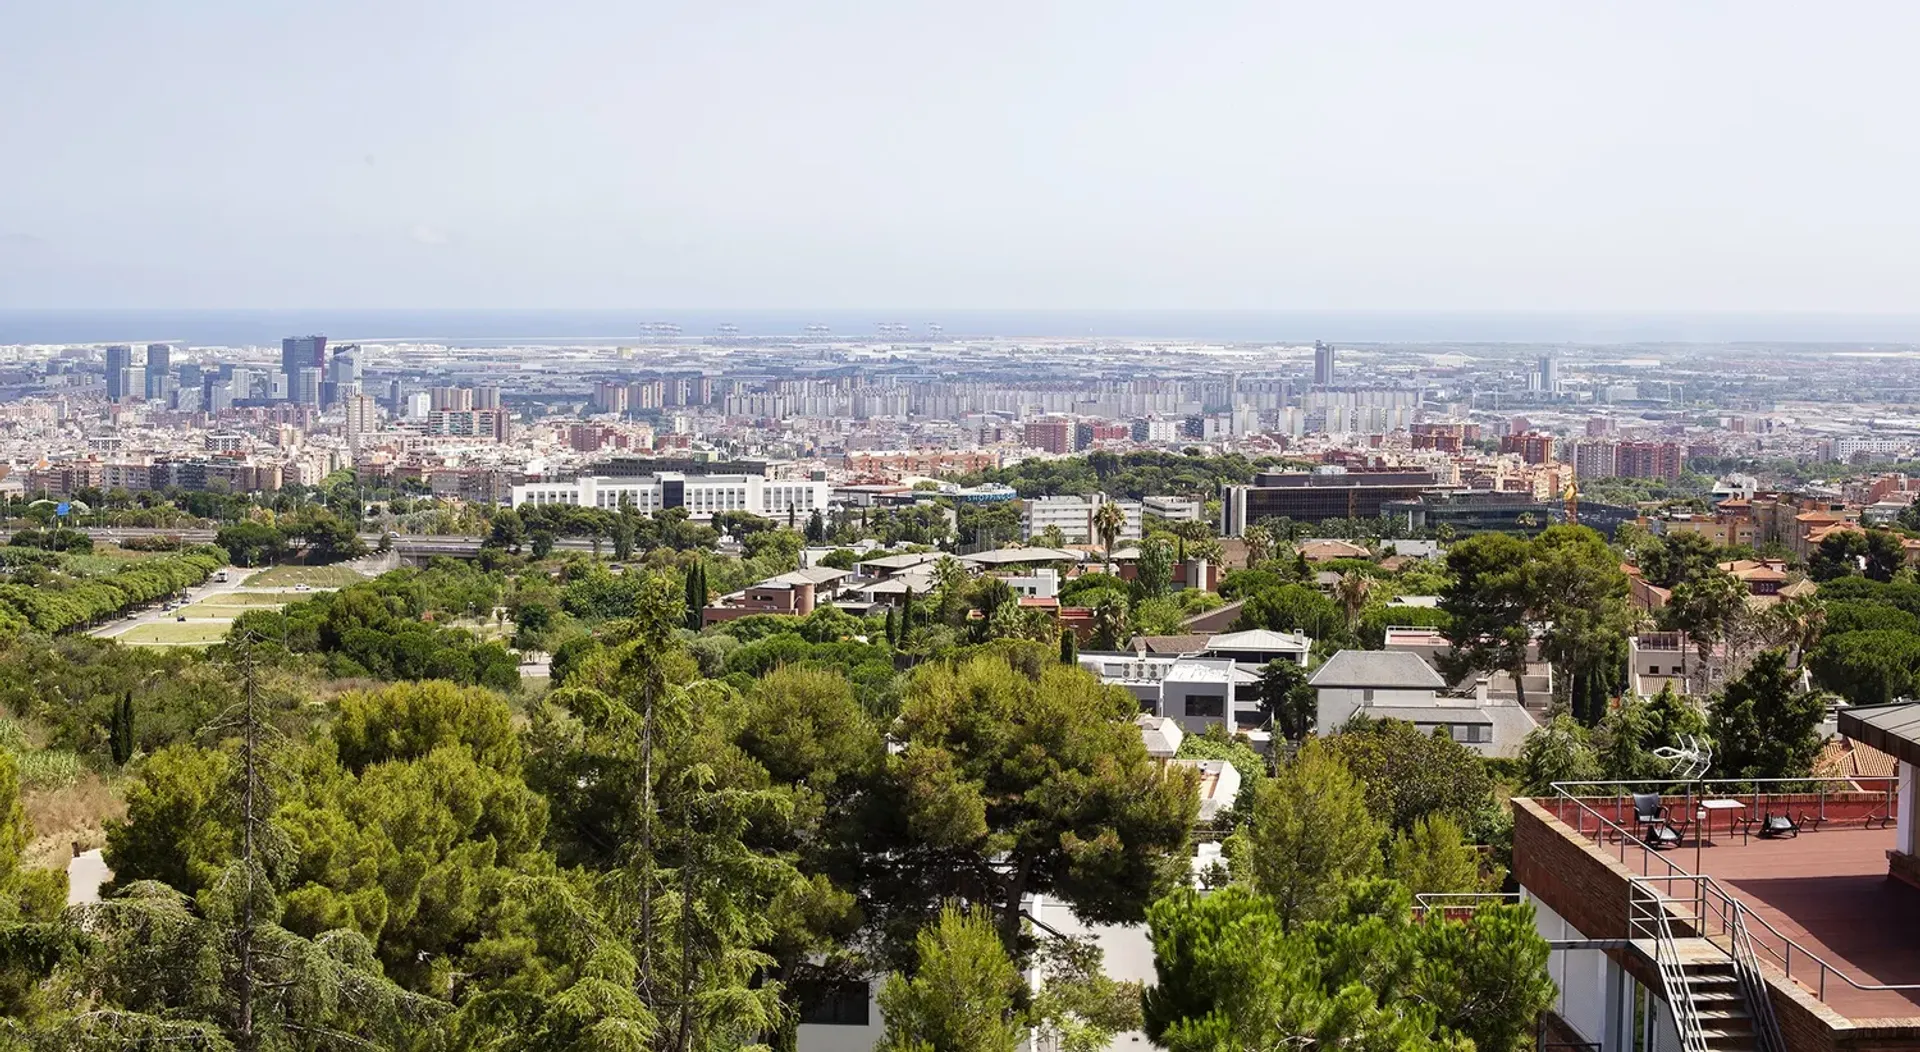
[1093,500,1126,575]
[1766,594,1826,665]
[1334,570,1373,630]
[1243,523,1274,568]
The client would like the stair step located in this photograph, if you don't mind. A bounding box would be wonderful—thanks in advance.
[1697,1008,1751,1023]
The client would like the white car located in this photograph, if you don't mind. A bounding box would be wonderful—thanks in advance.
[293,583,311,592]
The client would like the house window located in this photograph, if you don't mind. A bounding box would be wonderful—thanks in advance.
[795,979,871,1026]
[1452,724,1489,744]
[1362,688,1375,703]
[1186,694,1225,718]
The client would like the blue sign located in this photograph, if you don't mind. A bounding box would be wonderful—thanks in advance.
[54,503,70,517]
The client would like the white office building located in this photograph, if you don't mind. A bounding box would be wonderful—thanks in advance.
[511,474,830,519]
[1020,495,1142,544]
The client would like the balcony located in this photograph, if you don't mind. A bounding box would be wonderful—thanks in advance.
[1521,779,1920,1044]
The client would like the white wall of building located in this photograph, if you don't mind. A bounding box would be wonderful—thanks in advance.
[511,474,830,519]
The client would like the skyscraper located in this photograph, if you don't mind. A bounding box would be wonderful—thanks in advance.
[294,367,323,407]
[1313,341,1336,387]
[145,343,172,401]
[1539,353,1559,394]
[104,345,133,401]
[280,335,327,398]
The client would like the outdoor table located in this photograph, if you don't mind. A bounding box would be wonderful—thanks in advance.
[1701,798,1746,843]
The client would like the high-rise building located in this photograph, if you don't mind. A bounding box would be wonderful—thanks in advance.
[1617,441,1683,480]
[280,335,327,397]
[430,386,473,412]
[144,344,172,401]
[1023,418,1072,455]
[1313,341,1336,387]
[472,386,501,410]
[325,344,361,407]
[1570,440,1619,480]
[592,381,629,415]
[294,367,324,407]
[344,394,378,450]
[1500,431,1556,465]
[1539,353,1559,394]
[104,345,134,401]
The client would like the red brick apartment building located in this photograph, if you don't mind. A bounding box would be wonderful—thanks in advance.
[1513,702,1920,1050]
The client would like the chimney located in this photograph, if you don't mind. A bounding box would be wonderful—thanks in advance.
[1473,677,1491,704]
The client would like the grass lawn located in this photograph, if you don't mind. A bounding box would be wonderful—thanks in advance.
[243,564,368,588]
[117,621,231,646]
[203,591,291,606]
[177,601,285,619]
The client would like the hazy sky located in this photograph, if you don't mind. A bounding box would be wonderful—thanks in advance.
[6,2,1920,311]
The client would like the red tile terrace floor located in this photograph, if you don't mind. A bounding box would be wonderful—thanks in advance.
[1548,796,1920,1022]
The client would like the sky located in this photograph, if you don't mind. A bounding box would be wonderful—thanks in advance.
[5,1,1920,312]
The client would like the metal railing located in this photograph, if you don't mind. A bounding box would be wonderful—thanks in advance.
[1549,779,1920,1006]
[1728,892,1788,1052]
[1629,877,1710,1052]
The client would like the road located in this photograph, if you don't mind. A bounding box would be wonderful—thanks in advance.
[84,527,601,557]
[88,567,330,641]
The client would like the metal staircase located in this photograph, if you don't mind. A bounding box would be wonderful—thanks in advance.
[1628,877,1782,1052]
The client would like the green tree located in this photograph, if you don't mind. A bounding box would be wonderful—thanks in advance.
[214,521,286,568]
[1867,529,1908,582]
[1333,570,1373,631]
[1322,719,1492,832]
[1059,628,1077,665]
[1662,568,1748,678]
[1093,500,1126,575]
[1811,629,1920,706]
[876,905,1024,1052]
[1255,659,1315,743]
[1517,714,1601,794]
[1135,537,1175,599]
[881,655,1198,951]
[1809,529,1870,582]
[1709,648,1828,780]
[1529,526,1631,724]
[1439,534,1534,705]
[0,748,69,1020]
[1638,530,1721,588]
[1234,742,1383,930]
[1387,813,1488,894]
[109,690,136,766]
[1141,885,1463,1052]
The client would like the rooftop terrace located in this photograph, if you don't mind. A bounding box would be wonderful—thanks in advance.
[1535,787,1920,1022]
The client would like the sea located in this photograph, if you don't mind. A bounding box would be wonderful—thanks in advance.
[8,309,1920,347]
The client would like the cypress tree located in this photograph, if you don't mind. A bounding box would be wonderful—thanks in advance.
[684,563,706,631]
[109,690,135,766]
[884,608,898,647]
[1059,629,1077,665]
[902,587,915,632]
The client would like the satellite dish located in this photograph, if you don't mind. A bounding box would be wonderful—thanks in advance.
[1652,734,1712,781]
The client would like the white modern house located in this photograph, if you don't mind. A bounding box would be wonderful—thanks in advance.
[1309,649,1538,757]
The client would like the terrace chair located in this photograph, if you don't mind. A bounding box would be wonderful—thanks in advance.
[1757,811,1800,839]
[1633,793,1687,849]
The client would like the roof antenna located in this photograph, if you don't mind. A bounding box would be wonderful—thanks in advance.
[1653,734,1712,781]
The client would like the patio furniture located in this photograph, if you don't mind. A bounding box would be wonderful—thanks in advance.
[1633,793,1687,849]
[1758,811,1800,838]
[1700,798,1746,844]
